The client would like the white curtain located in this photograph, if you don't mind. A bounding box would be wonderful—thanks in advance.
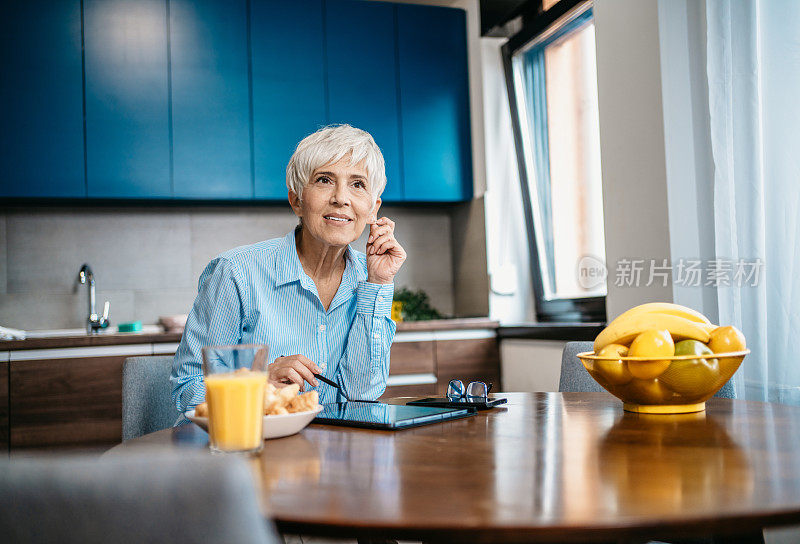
[706,0,800,403]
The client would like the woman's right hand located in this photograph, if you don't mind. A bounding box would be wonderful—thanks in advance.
[268,355,321,391]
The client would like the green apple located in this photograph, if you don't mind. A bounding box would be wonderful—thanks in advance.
[659,340,719,396]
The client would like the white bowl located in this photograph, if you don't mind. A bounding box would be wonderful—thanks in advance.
[185,405,323,440]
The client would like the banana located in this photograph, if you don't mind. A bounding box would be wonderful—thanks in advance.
[611,302,712,325]
[594,313,712,353]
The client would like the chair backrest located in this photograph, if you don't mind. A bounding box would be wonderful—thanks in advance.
[0,451,277,544]
[714,375,735,398]
[122,356,180,441]
[559,341,605,393]
[559,341,737,398]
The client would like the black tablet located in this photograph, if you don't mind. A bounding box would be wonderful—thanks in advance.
[312,401,476,430]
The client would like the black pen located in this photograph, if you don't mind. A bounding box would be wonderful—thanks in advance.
[314,373,378,403]
[277,355,375,403]
[314,373,350,401]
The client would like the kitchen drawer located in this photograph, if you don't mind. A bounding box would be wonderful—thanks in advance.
[435,338,500,396]
[389,341,435,375]
[10,355,126,449]
[0,361,7,455]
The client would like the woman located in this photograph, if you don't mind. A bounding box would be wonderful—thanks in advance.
[170,125,407,414]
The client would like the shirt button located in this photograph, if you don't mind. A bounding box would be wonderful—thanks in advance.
[373,333,380,339]
[377,296,384,302]
[320,363,327,370]
[319,324,326,331]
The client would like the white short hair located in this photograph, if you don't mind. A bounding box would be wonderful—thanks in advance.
[286,124,387,205]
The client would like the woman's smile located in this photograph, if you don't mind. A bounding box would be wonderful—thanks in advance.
[323,213,354,224]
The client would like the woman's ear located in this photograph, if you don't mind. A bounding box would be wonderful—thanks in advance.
[371,197,382,221]
[288,190,302,217]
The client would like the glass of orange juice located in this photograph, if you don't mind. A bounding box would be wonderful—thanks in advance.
[202,344,269,454]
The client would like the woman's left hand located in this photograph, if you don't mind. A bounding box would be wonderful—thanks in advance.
[366,217,407,284]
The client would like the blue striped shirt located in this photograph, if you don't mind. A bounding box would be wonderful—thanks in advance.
[170,230,395,418]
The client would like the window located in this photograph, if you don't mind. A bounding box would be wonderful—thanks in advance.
[502,0,605,322]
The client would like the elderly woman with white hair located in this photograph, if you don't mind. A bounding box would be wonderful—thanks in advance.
[170,125,406,413]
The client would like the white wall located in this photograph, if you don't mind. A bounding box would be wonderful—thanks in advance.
[594,0,674,321]
[481,37,536,324]
[501,339,565,391]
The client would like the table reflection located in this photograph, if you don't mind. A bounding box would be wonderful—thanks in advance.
[292,427,402,521]
[251,434,321,493]
[597,411,753,515]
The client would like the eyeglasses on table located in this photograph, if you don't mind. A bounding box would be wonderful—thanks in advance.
[447,379,493,400]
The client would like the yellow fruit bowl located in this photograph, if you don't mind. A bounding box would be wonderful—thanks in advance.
[577,350,749,413]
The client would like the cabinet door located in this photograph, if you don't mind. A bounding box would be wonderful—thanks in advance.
[390,341,435,376]
[326,0,403,202]
[84,0,171,198]
[435,338,500,396]
[10,356,126,449]
[0,360,8,455]
[0,0,85,198]
[381,340,437,399]
[251,0,327,200]
[397,5,473,202]
[170,0,251,199]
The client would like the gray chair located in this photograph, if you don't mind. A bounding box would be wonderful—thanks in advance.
[122,355,181,441]
[0,451,278,544]
[559,341,605,393]
[559,341,736,398]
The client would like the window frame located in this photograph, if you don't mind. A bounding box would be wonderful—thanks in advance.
[501,0,606,323]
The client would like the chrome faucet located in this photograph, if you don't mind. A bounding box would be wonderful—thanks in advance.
[77,264,110,334]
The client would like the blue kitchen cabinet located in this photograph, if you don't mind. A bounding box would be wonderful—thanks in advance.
[250,0,327,200]
[83,0,171,198]
[397,4,473,202]
[170,0,251,199]
[325,0,403,202]
[0,1,85,198]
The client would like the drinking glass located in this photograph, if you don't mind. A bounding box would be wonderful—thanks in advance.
[202,344,269,454]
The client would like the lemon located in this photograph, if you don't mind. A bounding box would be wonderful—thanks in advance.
[594,343,633,385]
[627,329,674,379]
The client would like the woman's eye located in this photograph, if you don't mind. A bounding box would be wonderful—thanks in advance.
[316,176,332,184]
[353,180,366,189]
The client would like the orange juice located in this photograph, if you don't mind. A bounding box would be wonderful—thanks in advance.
[205,370,267,452]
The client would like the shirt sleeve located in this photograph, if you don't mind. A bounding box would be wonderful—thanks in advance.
[170,257,248,413]
[336,281,396,401]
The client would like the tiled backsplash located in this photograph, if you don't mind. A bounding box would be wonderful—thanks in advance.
[0,206,455,330]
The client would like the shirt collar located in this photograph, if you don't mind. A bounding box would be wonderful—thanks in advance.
[275,230,363,292]
[275,231,302,288]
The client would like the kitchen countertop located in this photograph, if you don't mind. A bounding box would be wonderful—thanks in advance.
[0,318,500,351]
[498,322,605,341]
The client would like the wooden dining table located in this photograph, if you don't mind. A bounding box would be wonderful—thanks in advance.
[107,392,800,543]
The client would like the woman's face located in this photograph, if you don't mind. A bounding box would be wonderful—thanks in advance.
[289,156,381,248]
